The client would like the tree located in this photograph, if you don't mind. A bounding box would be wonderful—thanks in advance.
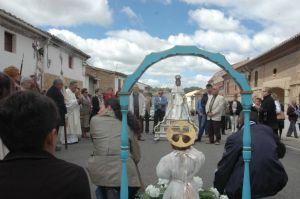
[184,86,201,94]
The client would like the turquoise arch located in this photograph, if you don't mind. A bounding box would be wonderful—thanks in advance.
[119,45,252,199]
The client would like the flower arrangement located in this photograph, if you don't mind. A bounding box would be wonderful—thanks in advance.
[137,177,228,199]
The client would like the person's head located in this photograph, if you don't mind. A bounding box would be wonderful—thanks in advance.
[158,89,164,96]
[212,86,219,96]
[69,81,78,93]
[81,88,88,97]
[0,72,15,100]
[272,93,278,101]
[206,83,213,94]
[95,88,103,96]
[106,87,114,95]
[262,87,272,97]
[3,65,21,83]
[255,98,262,106]
[132,85,140,94]
[233,94,238,101]
[20,76,34,91]
[175,75,181,86]
[53,79,64,90]
[103,98,140,133]
[291,100,297,106]
[0,92,60,154]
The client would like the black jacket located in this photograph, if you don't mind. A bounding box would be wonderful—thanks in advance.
[214,124,288,199]
[91,96,100,118]
[229,100,243,116]
[287,105,298,122]
[0,151,91,199]
[260,94,278,130]
[46,86,67,126]
[201,93,209,115]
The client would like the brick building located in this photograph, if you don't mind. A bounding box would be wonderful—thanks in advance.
[210,32,300,109]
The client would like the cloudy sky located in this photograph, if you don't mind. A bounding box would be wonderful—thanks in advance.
[1,0,300,87]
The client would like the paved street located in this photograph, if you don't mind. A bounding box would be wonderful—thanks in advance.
[56,128,300,199]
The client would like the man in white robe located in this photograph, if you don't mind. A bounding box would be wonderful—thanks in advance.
[64,81,82,144]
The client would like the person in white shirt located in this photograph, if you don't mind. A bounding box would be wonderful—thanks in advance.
[206,86,225,145]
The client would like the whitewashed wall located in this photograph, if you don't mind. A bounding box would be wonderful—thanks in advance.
[0,25,36,76]
[0,25,86,88]
[45,45,85,87]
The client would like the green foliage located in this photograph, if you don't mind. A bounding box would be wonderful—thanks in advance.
[183,86,201,94]
[199,190,218,199]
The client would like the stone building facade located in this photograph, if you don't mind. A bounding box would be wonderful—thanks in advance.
[85,65,127,94]
[210,33,300,109]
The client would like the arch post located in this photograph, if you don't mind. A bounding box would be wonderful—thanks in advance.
[119,93,130,199]
[241,91,252,199]
[119,45,252,199]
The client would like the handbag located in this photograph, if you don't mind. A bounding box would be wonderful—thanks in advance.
[277,111,285,120]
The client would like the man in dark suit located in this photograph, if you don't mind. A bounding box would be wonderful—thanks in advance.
[90,88,103,119]
[0,91,91,199]
[46,79,67,150]
[214,110,288,199]
[260,87,278,135]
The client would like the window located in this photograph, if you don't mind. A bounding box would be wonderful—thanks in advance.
[4,31,16,53]
[273,68,277,76]
[68,55,73,69]
[254,71,258,87]
[235,85,237,91]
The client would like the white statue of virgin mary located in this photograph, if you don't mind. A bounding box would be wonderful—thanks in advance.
[165,75,190,120]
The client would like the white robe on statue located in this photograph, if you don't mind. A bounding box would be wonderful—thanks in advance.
[64,88,82,144]
[165,86,190,120]
[156,147,205,199]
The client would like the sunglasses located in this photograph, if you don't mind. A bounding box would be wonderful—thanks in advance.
[172,134,191,143]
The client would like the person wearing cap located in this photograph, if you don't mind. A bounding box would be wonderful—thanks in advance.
[156,121,205,199]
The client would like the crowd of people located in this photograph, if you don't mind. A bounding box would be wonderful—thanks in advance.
[195,84,299,145]
[0,65,296,199]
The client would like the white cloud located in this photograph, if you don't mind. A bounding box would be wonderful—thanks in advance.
[121,6,138,19]
[189,8,241,32]
[0,0,113,26]
[185,74,212,87]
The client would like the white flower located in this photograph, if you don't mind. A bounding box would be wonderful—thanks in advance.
[145,184,160,198]
[158,178,169,186]
[210,187,220,198]
[220,195,229,199]
[193,176,203,191]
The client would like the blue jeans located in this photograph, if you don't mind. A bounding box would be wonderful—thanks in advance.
[198,114,207,141]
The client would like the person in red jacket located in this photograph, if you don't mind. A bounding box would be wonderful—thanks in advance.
[103,87,116,101]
